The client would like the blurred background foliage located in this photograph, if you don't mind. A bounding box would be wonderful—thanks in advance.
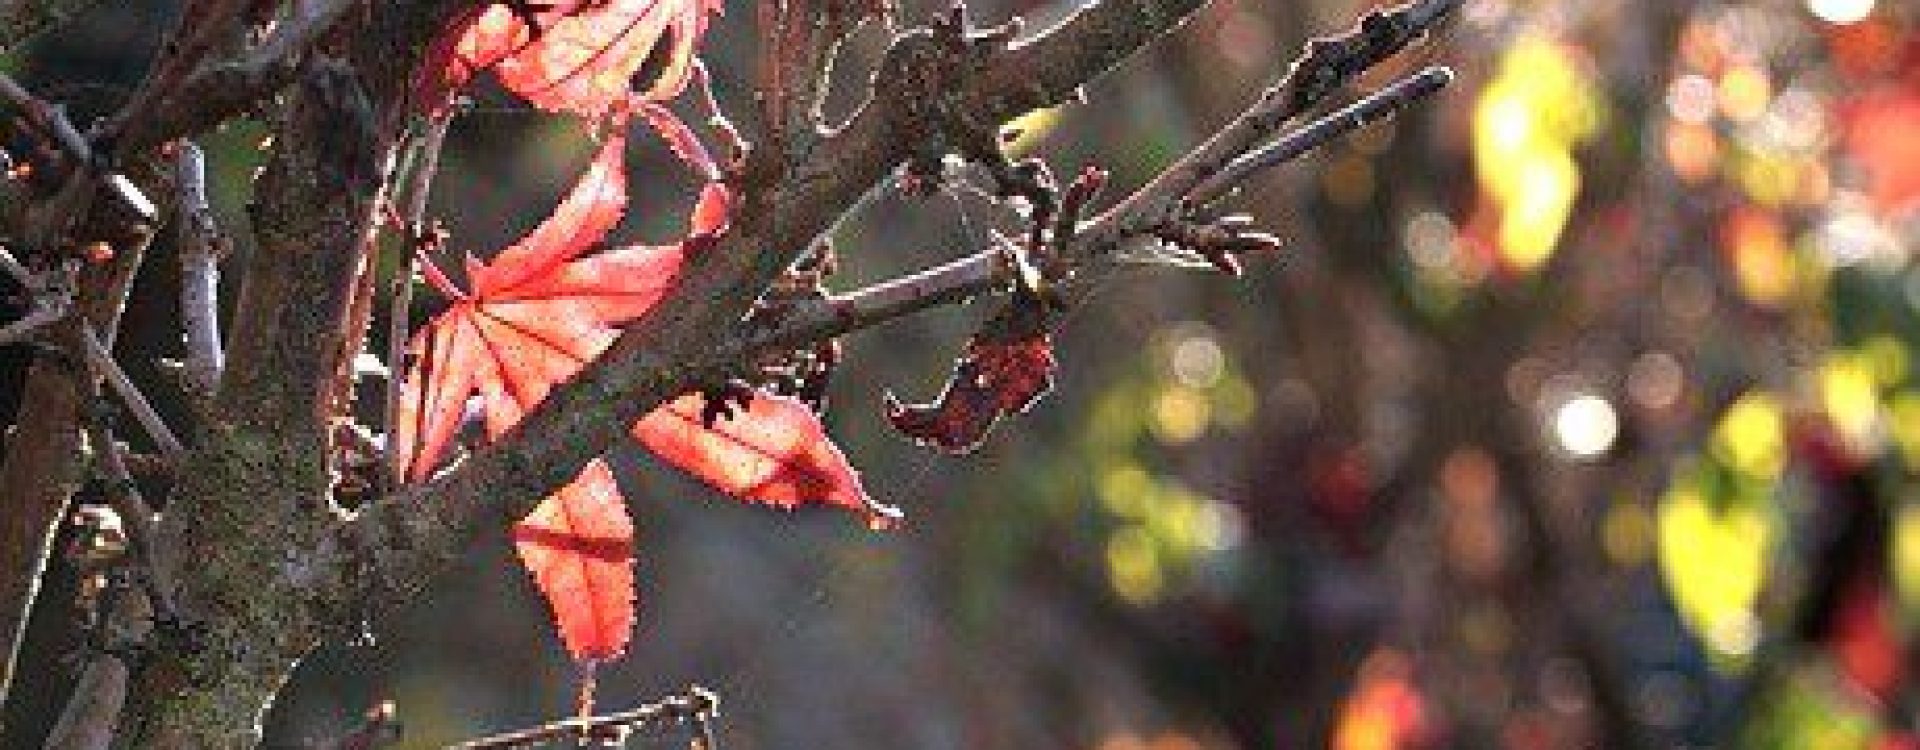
[4,0,1920,746]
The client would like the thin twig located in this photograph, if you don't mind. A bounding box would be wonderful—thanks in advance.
[383,110,453,485]
[1188,66,1453,208]
[0,72,155,221]
[174,141,224,396]
[0,304,62,346]
[99,0,362,157]
[0,244,34,285]
[1089,0,1461,250]
[81,327,185,459]
[449,686,718,750]
[74,360,180,632]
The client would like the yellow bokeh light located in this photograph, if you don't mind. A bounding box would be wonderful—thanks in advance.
[1712,393,1786,480]
[1862,335,1909,386]
[1151,386,1211,444]
[1888,392,1920,468]
[1472,34,1603,274]
[1734,150,1805,208]
[1099,464,1154,518]
[1819,354,1880,448]
[1212,373,1258,431]
[1717,66,1772,122]
[1724,210,1800,307]
[1106,526,1164,604]
[1895,502,1920,613]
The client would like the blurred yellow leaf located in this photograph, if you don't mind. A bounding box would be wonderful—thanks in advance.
[1658,477,1772,661]
[1820,353,1880,449]
[1713,392,1788,480]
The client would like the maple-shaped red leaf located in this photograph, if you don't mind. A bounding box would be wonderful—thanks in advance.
[886,333,1056,454]
[395,128,664,662]
[415,0,721,117]
[394,113,884,661]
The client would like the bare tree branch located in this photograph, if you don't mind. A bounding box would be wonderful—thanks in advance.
[344,0,1233,608]
[0,72,155,222]
[383,110,453,484]
[449,686,718,750]
[80,327,184,459]
[0,223,150,718]
[106,0,362,156]
[0,303,62,346]
[347,0,1459,623]
[174,142,224,397]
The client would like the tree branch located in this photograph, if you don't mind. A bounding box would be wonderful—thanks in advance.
[448,686,717,749]
[383,110,453,485]
[106,0,364,157]
[79,328,184,459]
[347,0,1457,625]
[174,141,224,398]
[344,0,1233,609]
[40,653,128,750]
[0,224,150,722]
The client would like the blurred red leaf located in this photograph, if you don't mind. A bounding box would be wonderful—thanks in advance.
[1839,89,1920,216]
[415,0,720,116]
[1828,570,1905,704]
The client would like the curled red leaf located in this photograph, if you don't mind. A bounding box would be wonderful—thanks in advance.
[885,333,1056,454]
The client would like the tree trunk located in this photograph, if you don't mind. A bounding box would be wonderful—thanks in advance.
[110,424,346,747]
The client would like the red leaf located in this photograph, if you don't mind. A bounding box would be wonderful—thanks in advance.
[635,392,901,529]
[394,109,888,663]
[886,333,1056,454]
[511,460,635,661]
[418,0,721,116]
